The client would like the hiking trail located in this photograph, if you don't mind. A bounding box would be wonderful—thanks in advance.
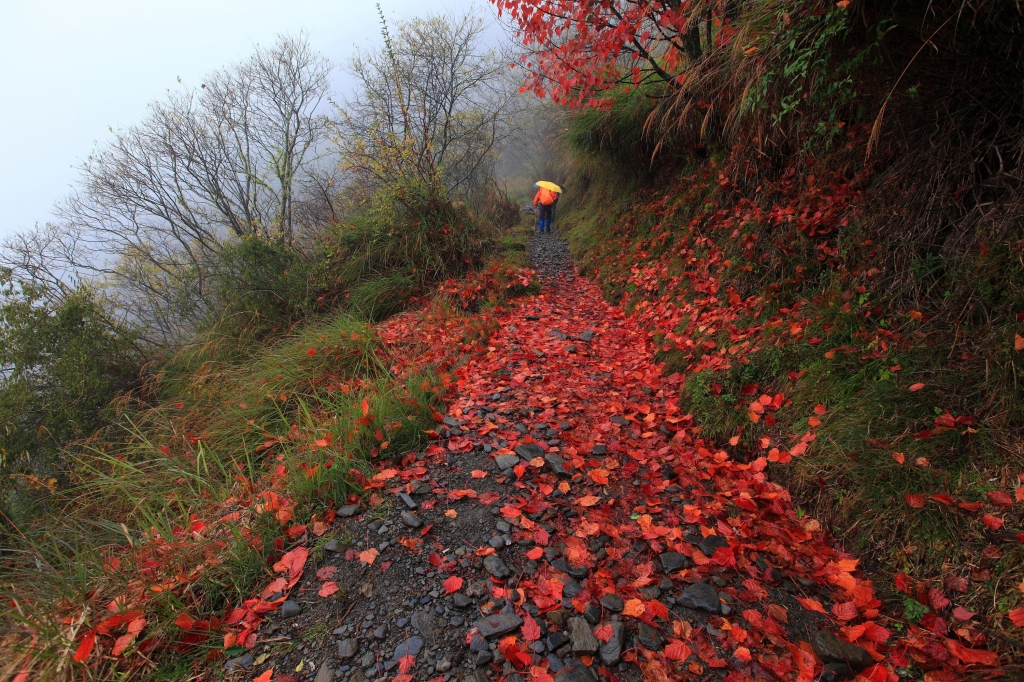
[243,232,936,682]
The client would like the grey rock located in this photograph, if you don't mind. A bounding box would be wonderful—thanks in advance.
[638,585,662,600]
[373,624,387,639]
[391,635,425,661]
[453,593,474,609]
[598,621,626,665]
[323,538,343,553]
[554,660,598,682]
[568,617,599,656]
[637,622,664,651]
[337,638,358,659]
[338,504,360,517]
[678,582,720,613]
[699,534,730,557]
[599,594,624,613]
[314,664,334,682]
[658,552,690,573]
[482,554,510,579]
[495,454,520,470]
[224,653,254,671]
[515,443,545,459]
[474,612,523,639]
[547,631,570,651]
[359,652,376,668]
[474,649,494,667]
[811,630,874,670]
[280,600,302,618]
[821,662,857,681]
[401,511,423,528]
[488,535,506,549]
[544,453,571,477]
[398,492,418,510]
[578,330,595,342]
[469,634,488,651]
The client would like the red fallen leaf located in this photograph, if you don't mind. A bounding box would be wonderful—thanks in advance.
[797,597,826,614]
[813,404,827,415]
[500,504,521,518]
[894,573,912,594]
[766,604,789,624]
[272,547,308,588]
[526,547,544,560]
[981,515,1003,530]
[892,452,905,464]
[522,614,542,641]
[734,646,752,662]
[944,575,969,593]
[173,613,195,629]
[1009,606,1024,627]
[909,382,925,392]
[832,601,858,621]
[1016,334,1024,351]
[986,490,1014,507]
[361,399,369,416]
[358,548,379,565]
[952,606,976,620]
[593,623,614,642]
[318,581,339,598]
[588,468,610,485]
[578,495,601,507]
[957,500,984,512]
[946,639,999,666]
[471,470,488,478]
[930,494,954,505]
[398,654,416,674]
[664,638,690,661]
[254,669,273,682]
[443,576,464,594]
[307,348,316,356]
[928,587,950,610]
[1017,487,1024,502]
[316,566,337,581]
[73,631,96,663]
[905,494,926,508]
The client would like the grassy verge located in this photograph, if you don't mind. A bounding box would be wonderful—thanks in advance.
[0,220,535,681]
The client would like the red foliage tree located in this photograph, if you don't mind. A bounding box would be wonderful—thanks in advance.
[492,0,740,107]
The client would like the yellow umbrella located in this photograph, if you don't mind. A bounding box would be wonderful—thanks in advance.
[534,180,563,193]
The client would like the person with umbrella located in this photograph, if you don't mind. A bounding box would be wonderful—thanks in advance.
[532,181,562,233]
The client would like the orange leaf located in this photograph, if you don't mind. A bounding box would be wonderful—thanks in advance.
[578,495,601,507]
[471,470,488,478]
[445,509,458,518]
[664,638,690,661]
[73,632,96,663]
[443,576,464,594]
[318,581,339,597]
[905,494,925,508]
[797,597,826,614]
[526,547,544,560]
[909,382,925,392]
[813,404,827,415]
[1015,334,1024,351]
[359,548,379,565]
[316,566,337,581]
[981,514,1003,530]
[622,598,645,617]
[254,669,273,682]
[588,468,610,485]
[892,452,905,464]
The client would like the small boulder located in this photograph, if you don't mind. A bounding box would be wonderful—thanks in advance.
[811,630,874,670]
[337,638,358,659]
[658,552,690,573]
[568,617,599,656]
[474,613,523,639]
[599,593,624,613]
[483,555,510,579]
[280,600,302,619]
[678,583,720,613]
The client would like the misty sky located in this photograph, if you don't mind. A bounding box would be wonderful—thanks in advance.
[0,0,505,239]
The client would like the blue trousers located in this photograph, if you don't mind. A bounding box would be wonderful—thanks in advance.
[537,203,553,231]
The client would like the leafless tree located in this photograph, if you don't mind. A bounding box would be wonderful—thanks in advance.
[28,34,332,343]
[336,11,521,199]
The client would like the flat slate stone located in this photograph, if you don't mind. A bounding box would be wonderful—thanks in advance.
[474,613,523,639]
[323,539,343,553]
[338,504,360,517]
[482,555,511,579]
[578,330,595,342]
[678,582,720,613]
[392,635,425,661]
[544,452,571,477]
[700,534,730,556]
[554,662,598,682]
[568,617,599,655]
[314,664,334,682]
[811,630,874,670]
[515,443,545,459]
[598,621,626,664]
[401,511,423,528]
[659,552,690,572]
[495,454,520,470]
[599,594,624,613]
[398,492,418,509]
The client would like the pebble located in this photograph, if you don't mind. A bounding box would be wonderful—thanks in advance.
[473,613,523,639]
[637,622,664,651]
[314,665,334,682]
[811,630,874,670]
[337,639,358,659]
[599,594,624,613]
[398,492,417,509]
[338,504,360,517]
[391,636,425,661]
[280,600,302,619]
[514,443,544,459]
[678,582,720,613]
[482,555,510,579]
[401,511,423,528]
[224,653,254,670]
[658,552,690,572]
[494,454,520,470]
